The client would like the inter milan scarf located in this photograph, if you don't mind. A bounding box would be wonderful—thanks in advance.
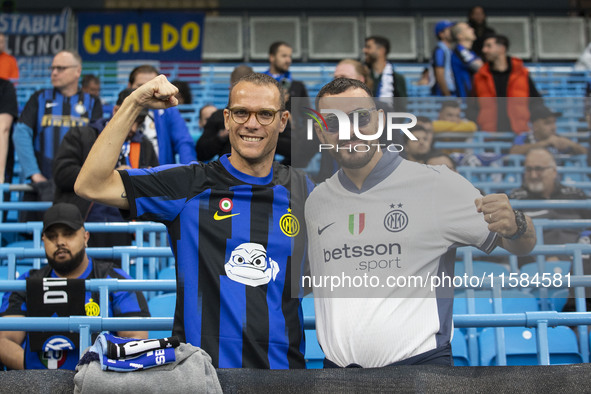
[26,277,86,352]
[376,62,395,99]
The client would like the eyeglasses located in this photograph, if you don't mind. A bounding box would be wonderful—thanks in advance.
[49,65,78,73]
[524,166,555,173]
[323,108,376,133]
[228,107,281,126]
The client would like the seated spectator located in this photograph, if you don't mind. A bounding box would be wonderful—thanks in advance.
[403,125,440,163]
[0,203,150,370]
[0,33,18,81]
[416,116,433,132]
[426,152,457,172]
[53,88,159,249]
[333,59,373,91]
[510,105,587,155]
[195,65,254,162]
[508,148,590,246]
[171,80,192,105]
[432,100,478,133]
[198,104,217,130]
[81,74,100,99]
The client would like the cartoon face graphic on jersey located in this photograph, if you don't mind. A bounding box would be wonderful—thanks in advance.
[225,243,280,287]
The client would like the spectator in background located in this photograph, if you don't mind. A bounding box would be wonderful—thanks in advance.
[171,80,193,105]
[467,6,496,58]
[128,65,195,164]
[0,33,18,81]
[81,74,100,99]
[470,35,541,134]
[198,104,217,129]
[508,148,589,247]
[0,203,149,370]
[416,116,434,132]
[196,65,254,162]
[0,79,17,185]
[363,36,407,107]
[431,20,456,97]
[425,152,457,172]
[12,50,103,221]
[263,41,309,166]
[403,125,439,163]
[334,59,373,92]
[433,100,478,133]
[450,22,483,97]
[510,105,586,155]
[53,88,159,249]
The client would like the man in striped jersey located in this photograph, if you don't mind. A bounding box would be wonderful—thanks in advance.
[75,73,313,369]
[305,78,536,368]
[12,50,103,221]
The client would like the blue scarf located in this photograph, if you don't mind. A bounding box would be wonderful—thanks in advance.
[263,69,292,84]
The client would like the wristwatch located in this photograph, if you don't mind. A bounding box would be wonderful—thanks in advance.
[507,210,527,240]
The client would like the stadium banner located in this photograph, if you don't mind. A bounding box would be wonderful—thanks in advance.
[0,10,70,66]
[77,11,204,61]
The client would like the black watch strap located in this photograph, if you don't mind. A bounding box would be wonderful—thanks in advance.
[507,210,527,240]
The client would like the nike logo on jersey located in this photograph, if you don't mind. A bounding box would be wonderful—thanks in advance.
[214,211,240,221]
[45,102,58,108]
[317,222,335,235]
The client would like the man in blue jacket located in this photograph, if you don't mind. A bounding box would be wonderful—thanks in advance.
[128,65,196,164]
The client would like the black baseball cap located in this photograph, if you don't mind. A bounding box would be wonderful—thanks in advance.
[116,88,149,118]
[42,203,84,233]
[530,105,561,122]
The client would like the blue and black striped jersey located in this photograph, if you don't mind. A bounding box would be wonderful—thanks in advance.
[119,154,313,369]
[18,88,102,178]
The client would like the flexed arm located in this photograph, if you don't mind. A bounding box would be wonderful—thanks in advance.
[75,75,179,209]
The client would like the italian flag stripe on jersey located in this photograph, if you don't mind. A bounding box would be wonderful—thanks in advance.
[348,213,365,235]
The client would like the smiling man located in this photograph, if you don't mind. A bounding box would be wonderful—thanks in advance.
[0,203,148,370]
[305,78,536,368]
[74,73,313,369]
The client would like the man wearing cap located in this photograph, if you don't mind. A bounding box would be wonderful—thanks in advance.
[53,88,159,249]
[432,20,456,97]
[0,203,149,370]
[509,106,586,155]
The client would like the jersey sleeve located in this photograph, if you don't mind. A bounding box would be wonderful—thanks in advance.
[119,163,201,224]
[432,47,446,68]
[108,267,150,317]
[434,167,497,253]
[0,274,28,316]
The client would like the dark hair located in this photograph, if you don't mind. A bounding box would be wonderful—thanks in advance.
[486,34,510,50]
[440,100,460,111]
[227,73,285,110]
[315,78,373,109]
[171,80,193,104]
[365,36,390,55]
[425,152,457,171]
[269,41,291,56]
[416,115,433,124]
[129,65,159,85]
[81,74,99,87]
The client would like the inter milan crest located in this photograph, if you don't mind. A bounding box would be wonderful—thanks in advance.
[85,298,100,316]
[280,208,300,237]
[75,102,86,115]
[383,203,408,233]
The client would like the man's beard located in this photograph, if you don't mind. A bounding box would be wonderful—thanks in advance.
[46,248,86,276]
[331,140,379,170]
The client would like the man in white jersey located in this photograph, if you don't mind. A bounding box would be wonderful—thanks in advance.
[304,78,536,368]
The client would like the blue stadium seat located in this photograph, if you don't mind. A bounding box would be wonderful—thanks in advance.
[301,295,324,369]
[451,328,470,366]
[147,293,176,339]
[479,326,582,366]
[520,261,571,311]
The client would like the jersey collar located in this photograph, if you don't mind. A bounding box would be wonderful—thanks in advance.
[337,149,403,194]
[220,154,274,185]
